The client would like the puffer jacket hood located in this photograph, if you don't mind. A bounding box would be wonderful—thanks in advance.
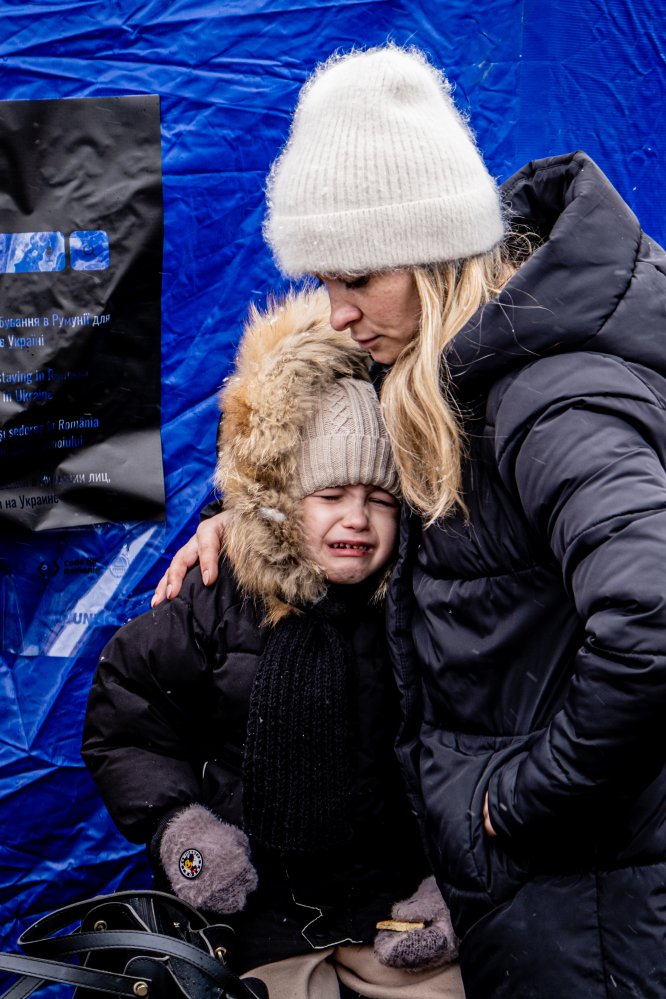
[216,288,372,624]
[448,151,666,389]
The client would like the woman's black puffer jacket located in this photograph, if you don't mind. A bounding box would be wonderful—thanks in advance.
[388,151,666,998]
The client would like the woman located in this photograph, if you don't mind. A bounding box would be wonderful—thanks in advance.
[156,46,666,997]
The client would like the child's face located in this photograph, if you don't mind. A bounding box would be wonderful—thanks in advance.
[300,484,399,585]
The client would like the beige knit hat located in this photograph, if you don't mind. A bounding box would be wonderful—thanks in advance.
[295,377,398,497]
[264,44,504,277]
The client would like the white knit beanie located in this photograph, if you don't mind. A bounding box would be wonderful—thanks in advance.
[295,377,399,498]
[264,45,504,277]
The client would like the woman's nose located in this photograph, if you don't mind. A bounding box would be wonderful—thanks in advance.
[326,285,362,331]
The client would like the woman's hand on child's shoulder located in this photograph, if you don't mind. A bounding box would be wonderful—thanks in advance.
[152,510,229,606]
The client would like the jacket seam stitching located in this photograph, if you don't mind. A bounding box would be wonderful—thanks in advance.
[494,367,666,469]
[420,560,555,583]
[594,224,643,340]
[584,638,666,660]
[568,501,666,549]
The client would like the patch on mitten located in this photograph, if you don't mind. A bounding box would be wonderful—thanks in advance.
[179,848,203,879]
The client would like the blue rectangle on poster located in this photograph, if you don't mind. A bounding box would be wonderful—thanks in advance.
[0,232,66,273]
[70,230,110,271]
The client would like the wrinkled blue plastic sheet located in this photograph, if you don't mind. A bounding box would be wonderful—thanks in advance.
[0,0,664,987]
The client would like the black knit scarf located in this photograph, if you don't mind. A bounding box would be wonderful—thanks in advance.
[242,588,360,854]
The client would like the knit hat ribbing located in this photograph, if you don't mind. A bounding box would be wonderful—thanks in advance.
[295,377,398,497]
[264,45,504,277]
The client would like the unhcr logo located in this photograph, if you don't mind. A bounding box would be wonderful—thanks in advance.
[63,610,98,625]
[0,231,110,273]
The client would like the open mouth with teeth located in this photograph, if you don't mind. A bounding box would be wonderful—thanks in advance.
[329,543,372,551]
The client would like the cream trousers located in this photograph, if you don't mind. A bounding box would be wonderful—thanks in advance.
[242,944,465,999]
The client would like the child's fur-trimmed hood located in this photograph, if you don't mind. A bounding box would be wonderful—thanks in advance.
[216,288,373,624]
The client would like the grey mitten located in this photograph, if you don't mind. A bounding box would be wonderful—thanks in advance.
[374,875,459,971]
[158,804,258,913]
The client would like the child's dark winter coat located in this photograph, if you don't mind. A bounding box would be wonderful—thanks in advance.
[82,291,427,974]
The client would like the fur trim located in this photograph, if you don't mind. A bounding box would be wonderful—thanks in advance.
[217,288,372,624]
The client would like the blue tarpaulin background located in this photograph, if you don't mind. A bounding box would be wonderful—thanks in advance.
[0,0,665,977]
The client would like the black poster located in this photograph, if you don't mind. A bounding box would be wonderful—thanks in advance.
[0,95,164,530]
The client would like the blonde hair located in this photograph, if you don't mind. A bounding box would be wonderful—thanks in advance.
[380,247,517,525]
